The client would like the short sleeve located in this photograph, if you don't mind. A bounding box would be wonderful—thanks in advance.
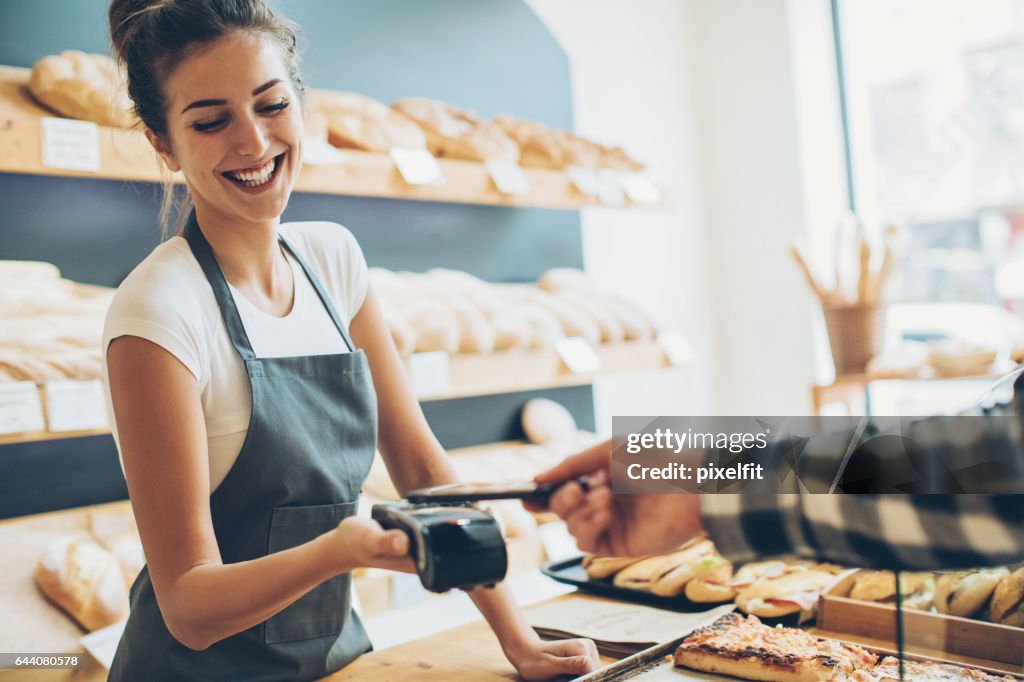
[338,227,369,321]
[101,246,210,383]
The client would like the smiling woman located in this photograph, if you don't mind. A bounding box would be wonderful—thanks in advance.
[100,1,599,681]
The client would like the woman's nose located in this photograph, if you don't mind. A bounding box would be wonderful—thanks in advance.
[234,116,269,158]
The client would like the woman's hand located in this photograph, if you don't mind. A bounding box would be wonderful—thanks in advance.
[326,516,417,574]
[503,632,600,680]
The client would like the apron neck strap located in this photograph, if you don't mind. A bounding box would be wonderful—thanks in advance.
[278,236,356,353]
[183,211,357,357]
[184,211,257,361]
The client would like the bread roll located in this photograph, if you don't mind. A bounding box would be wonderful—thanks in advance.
[612,537,714,593]
[582,555,642,580]
[401,299,460,354]
[735,568,840,618]
[35,536,129,631]
[523,290,601,346]
[684,561,736,603]
[556,291,625,343]
[29,51,134,127]
[848,570,933,603]
[521,398,577,445]
[934,567,1009,617]
[537,268,591,293]
[649,539,718,597]
[989,566,1024,627]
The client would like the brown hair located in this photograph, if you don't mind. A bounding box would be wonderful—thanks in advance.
[108,0,304,234]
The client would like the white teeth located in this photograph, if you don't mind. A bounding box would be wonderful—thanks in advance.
[227,156,279,187]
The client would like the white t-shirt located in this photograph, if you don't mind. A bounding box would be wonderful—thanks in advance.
[101,222,369,492]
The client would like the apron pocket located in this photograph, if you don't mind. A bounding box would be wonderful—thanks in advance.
[265,501,358,644]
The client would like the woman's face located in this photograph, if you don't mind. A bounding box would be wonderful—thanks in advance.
[154,31,303,228]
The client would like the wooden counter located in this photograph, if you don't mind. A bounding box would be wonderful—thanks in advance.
[322,593,620,681]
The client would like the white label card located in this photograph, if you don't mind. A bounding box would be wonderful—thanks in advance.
[597,169,626,206]
[485,159,530,195]
[556,337,602,374]
[408,352,452,397]
[302,139,348,166]
[620,172,661,203]
[41,117,100,172]
[566,165,600,196]
[658,332,695,366]
[45,380,108,432]
[389,148,445,186]
[0,382,45,435]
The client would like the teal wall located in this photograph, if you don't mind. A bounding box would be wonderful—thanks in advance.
[0,0,593,516]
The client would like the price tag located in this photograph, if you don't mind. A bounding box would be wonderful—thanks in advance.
[408,352,452,397]
[619,172,661,203]
[389,148,445,186]
[597,169,626,207]
[556,337,602,374]
[566,165,600,196]
[44,380,108,432]
[0,382,45,435]
[41,117,100,172]
[302,139,348,166]
[658,332,695,366]
[485,159,530,195]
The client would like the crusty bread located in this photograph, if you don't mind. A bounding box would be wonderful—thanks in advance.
[613,538,716,595]
[28,51,134,127]
[392,98,519,162]
[309,90,426,152]
[989,566,1024,627]
[35,536,129,631]
[934,567,1008,617]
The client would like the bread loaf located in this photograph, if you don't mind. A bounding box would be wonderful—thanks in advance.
[309,90,426,152]
[35,536,129,631]
[401,299,460,354]
[29,51,134,127]
[934,567,1008,617]
[392,97,519,162]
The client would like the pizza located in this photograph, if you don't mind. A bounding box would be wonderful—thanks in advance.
[836,656,1017,681]
[673,612,876,681]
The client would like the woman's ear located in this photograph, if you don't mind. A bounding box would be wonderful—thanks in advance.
[145,128,181,173]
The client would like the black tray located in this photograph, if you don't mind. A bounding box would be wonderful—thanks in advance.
[541,555,712,613]
[542,555,807,627]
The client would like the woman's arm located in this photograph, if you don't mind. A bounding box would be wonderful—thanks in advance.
[107,336,411,650]
[350,287,598,679]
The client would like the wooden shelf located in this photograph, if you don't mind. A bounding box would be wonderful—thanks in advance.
[416,340,674,401]
[0,65,665,211]
[0,341,677,445]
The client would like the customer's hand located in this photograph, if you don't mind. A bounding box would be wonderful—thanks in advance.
[503,632,600,680]
[327,517,417,573]
[533,439,704,557]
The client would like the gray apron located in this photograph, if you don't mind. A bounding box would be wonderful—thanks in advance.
[109,212,376,681]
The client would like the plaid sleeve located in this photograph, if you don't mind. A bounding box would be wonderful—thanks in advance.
[700,494,1023,569]
[699,369,1024,569]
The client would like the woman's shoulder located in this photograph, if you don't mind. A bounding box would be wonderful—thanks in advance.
[105,237,214,331]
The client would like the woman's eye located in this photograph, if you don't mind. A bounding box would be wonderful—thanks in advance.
[261,99,290,114]
[192,119,226,133]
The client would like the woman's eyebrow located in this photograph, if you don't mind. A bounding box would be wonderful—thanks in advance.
[180,79,283,114]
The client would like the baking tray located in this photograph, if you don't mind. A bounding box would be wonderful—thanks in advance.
[542,556,713,613]
[574,634,1024,682]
